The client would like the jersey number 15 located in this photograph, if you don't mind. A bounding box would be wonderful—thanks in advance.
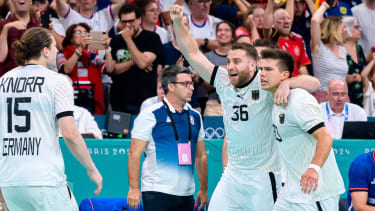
[7,97,31,133]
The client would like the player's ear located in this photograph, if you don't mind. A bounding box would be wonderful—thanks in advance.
[42,47,49,58]
[281,70,290,80]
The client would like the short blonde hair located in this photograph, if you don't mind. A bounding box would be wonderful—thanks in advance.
[320,16,344,44]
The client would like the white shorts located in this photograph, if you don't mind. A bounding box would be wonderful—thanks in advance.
[273,195,340,211]
[208,166,282,211]
[2,185,79,211]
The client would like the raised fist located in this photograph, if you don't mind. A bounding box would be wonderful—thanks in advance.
[169,4,184,22]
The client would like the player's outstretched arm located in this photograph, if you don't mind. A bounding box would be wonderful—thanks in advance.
[300,127,332,194]
[127,138,148,210]
[351,192,375,211]
[169,5,215,83]
[59,116,103,195]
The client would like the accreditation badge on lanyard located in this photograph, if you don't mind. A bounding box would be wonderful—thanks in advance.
[163,100,193,165]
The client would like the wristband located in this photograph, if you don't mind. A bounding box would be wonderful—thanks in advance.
[74,49,82,57]
[105,47,112,54]
[308,164,320,174]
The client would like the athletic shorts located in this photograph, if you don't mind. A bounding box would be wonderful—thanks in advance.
[207,165,282,211]
[2,185,78,211]
[273,195,340,211]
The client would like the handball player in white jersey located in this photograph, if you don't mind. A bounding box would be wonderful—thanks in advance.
[169,5,320,210]
[0,27,102,211]
[259,49,344,210]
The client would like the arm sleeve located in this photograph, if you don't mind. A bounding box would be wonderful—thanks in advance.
[349,154,370,192]
[54,75,74,119]
[291,90,325,133]
[131,108,157,141]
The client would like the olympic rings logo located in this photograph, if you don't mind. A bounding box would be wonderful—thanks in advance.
[205,127,225,139]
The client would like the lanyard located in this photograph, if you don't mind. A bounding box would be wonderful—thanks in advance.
[163,100,191,142]
[325,102,348,122]
[325,102,348,135]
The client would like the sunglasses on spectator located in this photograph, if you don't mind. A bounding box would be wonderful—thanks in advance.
[171,81,194,88]
[73,30,89,35]
[120,19,136,24]
[145,8,160,13]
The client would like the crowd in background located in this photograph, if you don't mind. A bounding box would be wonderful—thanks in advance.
[1,0,375,118]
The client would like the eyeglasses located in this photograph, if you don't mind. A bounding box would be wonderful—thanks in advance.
[171,81,194,88]
[120,19,136,24]
[73,30,89,35]
[145,8,160,13]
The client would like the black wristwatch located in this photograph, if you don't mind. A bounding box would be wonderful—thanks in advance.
[203,38,209,49]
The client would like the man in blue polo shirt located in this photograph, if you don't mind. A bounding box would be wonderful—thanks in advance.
[127,65,208,211]
[348,150,375,210]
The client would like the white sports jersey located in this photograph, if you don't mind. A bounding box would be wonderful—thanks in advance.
[0,65,74,187]
[188,15,222,40]
[61,6,115,32]
[272,88,345,203]
[212,66,280,172]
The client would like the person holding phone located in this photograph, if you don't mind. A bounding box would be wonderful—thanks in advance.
[57,22,114,114]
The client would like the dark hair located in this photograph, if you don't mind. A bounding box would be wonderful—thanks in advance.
[137,0,155,15]
[12,27,53,66]
[231,42,258,61]
[62,23,91,48]
[260,49,295,77]
[161,65,192,94]
[118,3,142,19]
[216,21,236,41]
[253,38,279,49]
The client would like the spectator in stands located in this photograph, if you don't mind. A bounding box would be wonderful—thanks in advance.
[343,16,366,107]
[138,0,170,44]
[320,78,367,139]
[310,2,348,103]
[57,23,113,114]
[292,0,315,75]
[203,21,235,116]
[140,76,165,111]
[212,0,249,26]
[235,4,263,44]
[347,150,375,211]
[264,0,311,76]
[360,52,375,117]
[0,0,40,77]
[352,0,375,55]
[187,0,221,50]
[55,0,124,33]
[108,4,162,114]
[127,65,207,211]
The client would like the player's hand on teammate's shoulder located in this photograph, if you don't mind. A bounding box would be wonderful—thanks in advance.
[87,168,103,195]
[300,168,319,194]
[274,80,290,106]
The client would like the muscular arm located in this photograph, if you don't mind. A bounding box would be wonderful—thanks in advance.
[310,127,333,167]
[287,74,320,92]
[59,116,102,195]
[351,192,375,211]
[170,5,214,82]
[285,0,295,23]
[110,60,135,74]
